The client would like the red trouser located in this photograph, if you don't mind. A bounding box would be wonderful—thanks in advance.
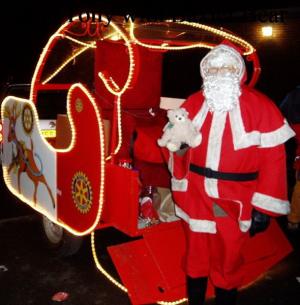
[182,215,249,290]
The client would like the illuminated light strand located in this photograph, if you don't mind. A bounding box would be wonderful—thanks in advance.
[30,13,103,101]
[104,95,122,162]
[97,23,135,158]
[0,122,3,143]
[179,21,254,55]
[98,73,120,94]
[91,232,188,305]
[31,14,129,158]
[42,46,91,84]
[129,21,254,55]
[41,33,119,86]
[97,25,135,96]
[30,19,73,101]
[157,299,187,305]
[1,83,106,236]
[56,33,97,48]
[91,232,128,292]
[114,95,123,156]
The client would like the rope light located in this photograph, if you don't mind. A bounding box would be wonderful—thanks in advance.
[30,13,113,101]
[57,33,97,48]
[42,46,91,84]
[96,22,135,158]
[129,21,255,55]
[91,232,128,292]
[91,231,188,304]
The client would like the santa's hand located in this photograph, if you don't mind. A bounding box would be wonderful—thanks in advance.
[175,143,189,156]
[249,209,270,237]
[166,142,180,152]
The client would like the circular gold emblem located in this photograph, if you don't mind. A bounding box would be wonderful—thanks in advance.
[22,104,34,134]
[71,171,93,214]
[75,98,83,112]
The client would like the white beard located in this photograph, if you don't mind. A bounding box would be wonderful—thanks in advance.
[203,76,241,112]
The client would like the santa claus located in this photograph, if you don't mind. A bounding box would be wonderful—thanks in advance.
[161,41,295,305]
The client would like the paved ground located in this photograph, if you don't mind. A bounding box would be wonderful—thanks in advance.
[0,204,300,305]
[0,213,132,305]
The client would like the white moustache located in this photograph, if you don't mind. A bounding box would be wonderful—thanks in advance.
[203,76,241,112]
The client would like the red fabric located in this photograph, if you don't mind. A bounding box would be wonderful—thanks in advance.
[134,125,165,163]
[164,79,292,288]
[134,159,170,188]
[183,216,248,289]
[173,86,290,220]
[94,41,162,110]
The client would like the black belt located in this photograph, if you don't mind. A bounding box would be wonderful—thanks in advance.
[189,163,258,181]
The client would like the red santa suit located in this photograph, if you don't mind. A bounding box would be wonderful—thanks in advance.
[162,43,295,289]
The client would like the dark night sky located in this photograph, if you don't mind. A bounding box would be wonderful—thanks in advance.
[0,0,299,98]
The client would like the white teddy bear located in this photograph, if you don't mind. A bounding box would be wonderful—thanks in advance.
[157,108,202,152]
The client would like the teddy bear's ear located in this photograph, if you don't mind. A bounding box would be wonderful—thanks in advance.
[180,108,189,116]
[167,109,174,119]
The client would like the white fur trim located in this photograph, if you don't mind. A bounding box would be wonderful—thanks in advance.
[229,103,295,149]
[200,44,245,81]
[175,205,217,233]
[239,220,252,232]
[168,152,174,174]
[252,192,290,215]
[204,111,227,198]
[192,102,209,130]
[229,102,261,149]
[260,119,295,147]
[171,178,188,192]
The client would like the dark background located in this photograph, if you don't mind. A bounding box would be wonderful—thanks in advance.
[1,1,300,101]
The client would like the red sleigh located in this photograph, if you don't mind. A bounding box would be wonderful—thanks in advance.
[0,15,291,304]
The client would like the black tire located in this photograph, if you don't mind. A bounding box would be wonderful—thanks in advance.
[41,215,83,257]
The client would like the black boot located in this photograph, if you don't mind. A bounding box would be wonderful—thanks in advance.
[215,287,238,305]
[186,276,208,305]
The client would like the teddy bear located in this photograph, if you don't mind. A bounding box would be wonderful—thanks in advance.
[157,108,202,152]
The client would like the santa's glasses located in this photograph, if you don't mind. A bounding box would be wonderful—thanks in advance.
[205,65,239,77]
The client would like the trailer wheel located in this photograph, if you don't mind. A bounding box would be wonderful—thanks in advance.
[41,216,83,257]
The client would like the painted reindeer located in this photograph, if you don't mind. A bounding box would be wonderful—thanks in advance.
[4,102,56,209]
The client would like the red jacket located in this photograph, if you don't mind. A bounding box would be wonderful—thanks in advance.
[163,86,295,233]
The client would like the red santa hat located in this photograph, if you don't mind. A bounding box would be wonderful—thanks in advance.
[200,39,246,81]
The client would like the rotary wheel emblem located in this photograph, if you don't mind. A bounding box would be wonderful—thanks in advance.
[22,104,34,134]
[71,171,93,214]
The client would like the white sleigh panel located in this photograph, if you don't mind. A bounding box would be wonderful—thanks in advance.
[1,96,57,219]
